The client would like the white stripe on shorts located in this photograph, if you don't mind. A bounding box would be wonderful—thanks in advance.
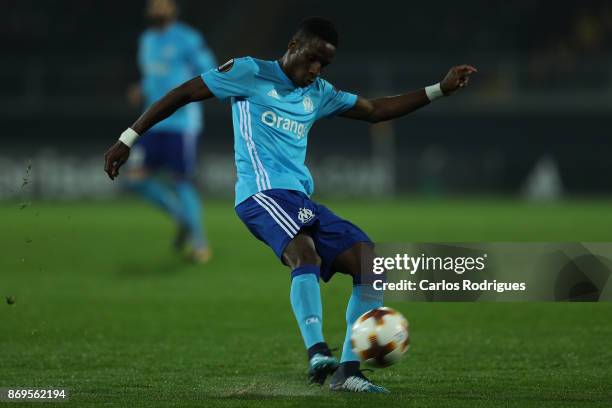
[256,192,300,232]
[252,194,298,237]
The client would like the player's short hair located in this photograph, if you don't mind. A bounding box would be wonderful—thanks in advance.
[295,17,339,48]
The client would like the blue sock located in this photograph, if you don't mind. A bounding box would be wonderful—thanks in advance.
[175,180,207,249]
[127,177,184,223]
[340,285,383,363]
[290,266,324,349]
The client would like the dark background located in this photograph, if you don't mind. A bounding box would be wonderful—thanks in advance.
[1,0,611,198]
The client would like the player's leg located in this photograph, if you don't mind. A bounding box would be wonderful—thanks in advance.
[328,242,388,393]
[175,179,209,258]
[283,232,324,350]
[124,134,186,232]
[168,131,210,262]
[235,190,337,384]
[283,233,338,384]
[307,204,388,392]
[283,233,324,352]
[333,243,383,363]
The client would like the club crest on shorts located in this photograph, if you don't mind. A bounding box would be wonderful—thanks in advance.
[297,207,315,223]
[303,96,314,113]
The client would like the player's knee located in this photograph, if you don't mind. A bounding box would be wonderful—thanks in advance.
[286,248,321,269]
[360,245,385,285]
[338,242,379,285]
[282,234,321,269]
[298,250,321,268]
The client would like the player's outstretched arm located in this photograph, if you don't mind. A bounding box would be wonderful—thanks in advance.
[104,77,213,180]
[341,65,477,123]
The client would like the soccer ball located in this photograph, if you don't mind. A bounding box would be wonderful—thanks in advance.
[350,307,410,367]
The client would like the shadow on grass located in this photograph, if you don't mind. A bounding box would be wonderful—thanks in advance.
[116,256,197,278]
[211,381,393,402]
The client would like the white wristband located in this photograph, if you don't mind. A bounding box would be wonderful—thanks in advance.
[118,128,139,147]
[425,83,444,102]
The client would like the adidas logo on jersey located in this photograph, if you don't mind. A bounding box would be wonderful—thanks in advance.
[267,88,280,99]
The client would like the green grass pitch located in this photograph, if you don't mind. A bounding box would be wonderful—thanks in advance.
[1,198,612,407]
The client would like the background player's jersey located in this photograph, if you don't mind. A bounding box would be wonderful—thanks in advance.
[139,22,216,133]
[201,57,357,205]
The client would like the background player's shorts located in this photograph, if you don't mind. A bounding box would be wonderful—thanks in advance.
[127,130,199,176]
[235,189,372,282]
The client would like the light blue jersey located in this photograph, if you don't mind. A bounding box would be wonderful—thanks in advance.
[201,57,357,205]
[139,22,216,133]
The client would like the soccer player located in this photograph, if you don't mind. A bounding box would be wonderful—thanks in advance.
[125,0,217,262]
[104,17,476,392]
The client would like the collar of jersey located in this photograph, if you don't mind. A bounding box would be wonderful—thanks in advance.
[274,61,298,89]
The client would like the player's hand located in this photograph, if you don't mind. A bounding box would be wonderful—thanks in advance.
[440,65,478,95]
[104,141,130,180]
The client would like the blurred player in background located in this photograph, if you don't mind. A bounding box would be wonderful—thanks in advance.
[106,17,475,392]
[125,0,216,262]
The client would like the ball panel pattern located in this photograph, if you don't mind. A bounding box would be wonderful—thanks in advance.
[350,307,410,368]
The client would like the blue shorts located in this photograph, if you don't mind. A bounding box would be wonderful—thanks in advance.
[235,189,372,282]
[128,130,199,176]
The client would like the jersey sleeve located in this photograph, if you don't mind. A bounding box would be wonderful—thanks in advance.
[316,79,358,119]
[201,57,258,100]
